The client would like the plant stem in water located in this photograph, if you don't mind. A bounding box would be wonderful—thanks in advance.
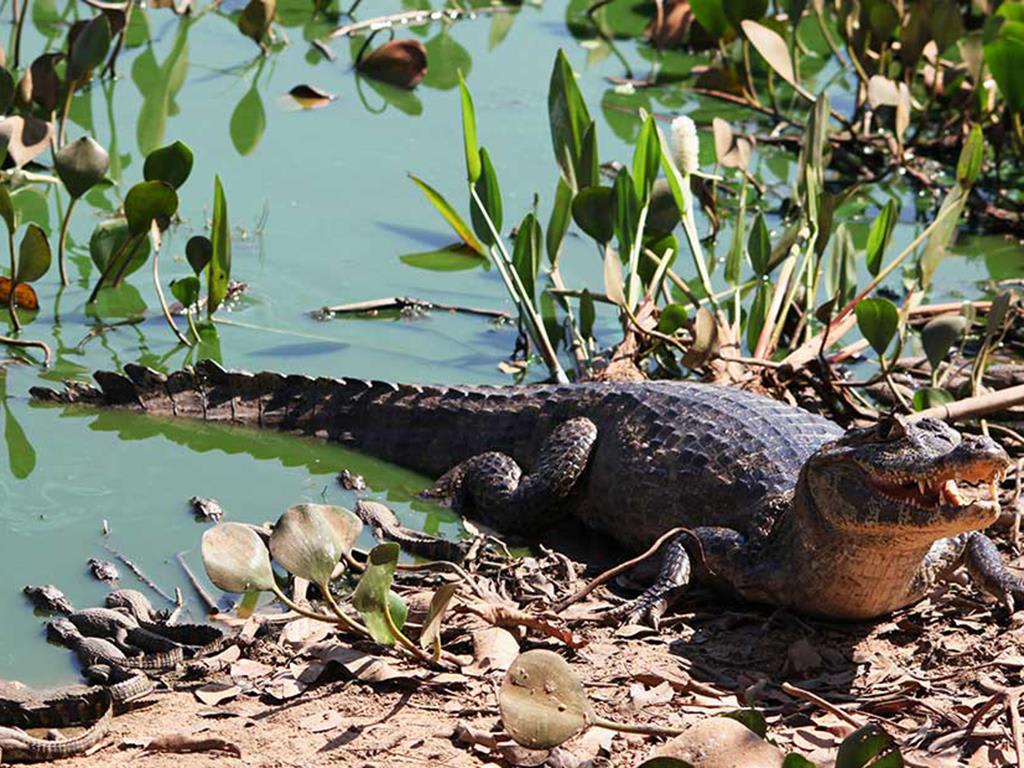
[151,247,192,346]
[57,196,77,287]
[7,230,19,332]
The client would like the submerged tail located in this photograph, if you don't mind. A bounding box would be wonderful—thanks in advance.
[30,360,557,477]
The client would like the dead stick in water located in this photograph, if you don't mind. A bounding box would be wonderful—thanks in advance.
[102,543,174,602]
[314,296,510,321]
[176,552,218,613]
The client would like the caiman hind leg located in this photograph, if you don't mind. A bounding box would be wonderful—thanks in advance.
[917,532,1024,611]
[609,527,749,627]
[427,417,598,533]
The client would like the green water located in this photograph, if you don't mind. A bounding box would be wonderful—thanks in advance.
[0,1,1020,686]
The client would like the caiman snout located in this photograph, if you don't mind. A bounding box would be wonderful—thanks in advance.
[947,434,1011,483]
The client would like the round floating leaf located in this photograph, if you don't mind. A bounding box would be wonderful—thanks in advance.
[124,180,177,235]
[16,224,51,284]
[855,298,900,358]
[269,504,361,586]
[186,235,213,274]
[357,39,428,90]
[90,219,151,278]
[500,650,593,749]
[68,14,111,80]
[55,136,110,199]
[170,276,200,309]
[143,141,194,190]
[201,522,276,593]
[921,315,966,371]
[657,303,689,335]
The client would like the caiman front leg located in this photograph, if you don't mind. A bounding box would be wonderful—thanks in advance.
[919,532,1024,611]
[427,417,597,533]
[609,527,751,627]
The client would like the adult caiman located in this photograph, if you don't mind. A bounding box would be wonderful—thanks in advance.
[32,361,1021,624]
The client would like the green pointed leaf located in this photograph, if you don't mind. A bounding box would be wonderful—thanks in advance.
[230,85,266,157]
[632,115,661,202]
[208,175,232,316]
[913,387,955,412]
[500,650,593,749]
[578,121,599,190]
[546,178,573,266]
[835,723,903,768]
[512,212,541,302]
[458,72,480,183]
[781,755,818,768]
[270,504,362,587]
[144,140,194,190]
[54,136,109,199]
[548,50,592,191]
[351,543,406,645]
[741,20,797,88]
[724,198,747,286]
[16,224,51,284]
[571,186,614,244]
[201,522,276,593]
[983,5,1024,113]
[409,174,485,254]
[825,223,857,306]
[399,243,487,271]
[579,289,595,340]
[170,276,200,308]
[470,147,502,246]
[748,212,771,276]
[124,180,177,235]
[956,124,985,186]
[746,281,771,352]
[4,403,35,480]
[855,297,900,358]
[612,169,639,257]
[186,235,213,275]
[69,15,111,80]
[866,199,899,276]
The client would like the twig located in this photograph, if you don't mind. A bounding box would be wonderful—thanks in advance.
[780,681,864,729]
[176,551,218,613]
[912,384,1024,423]
[325,4,514,39]
[314,296,510,321]
[0,335,52,366]
[102,543,175,602]
[552,526,700,612]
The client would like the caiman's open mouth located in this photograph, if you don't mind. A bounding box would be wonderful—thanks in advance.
[865,468,1005,512]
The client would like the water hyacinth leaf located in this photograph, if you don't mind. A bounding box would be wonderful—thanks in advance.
[143,140,194,190]
[956,124,984,186]
[579,289,595,340]
[400,243,486,271]
[68,14,111,80]
[409,174,484,254]
[746,281,770,353]
[418,582,458,650]
[865,199,899,276]
[470,147,502,246]
[4,403,36,480]
[631,115,660,202]
[351,543,406,645]
[0,115,52,168]
[27,55,60,113]
[983,5,1024,113]
[512,212,541,302]
[578,122,599,190]
[238,0,275,46]
[124,180,177,235]
[0,185,15,233]
[603,248,626,307]
[548,49,591,190]
[288,84,335,110]
[612,169,639,257]
[90,219,150,278]
[835,723,903,768]
[457,72,480,183]
[16,225,51,284]
[546,178,573,265]
[186,235,213,274]
[170,276,200,308]
[55,136,110,199]
[921,315,966,371]
[741,20,797,88]
[358,39,428,90]
[747,212,770,276]
[270,504,357,586]
[201,522,276,593]
[855,297,899,358]
[500,650,593,749]
[913,387,955,412]
[0,278,39,310]
[230,85,266,157]
[658,303,688,335]
[208,175,232,316]
[571,186,614,244]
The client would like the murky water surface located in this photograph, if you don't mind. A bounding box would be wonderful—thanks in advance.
[0,0,1020,685]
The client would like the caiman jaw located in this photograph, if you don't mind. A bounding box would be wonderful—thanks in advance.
[864,464,1007,517]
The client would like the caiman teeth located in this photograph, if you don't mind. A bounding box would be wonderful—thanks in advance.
[943,479,965,507]
[991,478,1001,511]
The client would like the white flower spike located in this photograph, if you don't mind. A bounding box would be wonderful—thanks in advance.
[670,116,699,176]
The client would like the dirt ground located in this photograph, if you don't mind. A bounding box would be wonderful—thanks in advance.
[25,540,1024,768]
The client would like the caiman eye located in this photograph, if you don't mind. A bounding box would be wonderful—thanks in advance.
[878,415,908,441]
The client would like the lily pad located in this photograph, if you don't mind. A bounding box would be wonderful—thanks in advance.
[499,649,593,749]
[269,504,361,587]
[16,224,51,284]
[201,522,276,594]
[124,180,177,235]
[143,141,194,190]
[170,276,200,309]
[90,219,151,278]
[55,136,110,199]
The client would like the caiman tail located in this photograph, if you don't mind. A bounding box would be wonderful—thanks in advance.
[30,360,575,478]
